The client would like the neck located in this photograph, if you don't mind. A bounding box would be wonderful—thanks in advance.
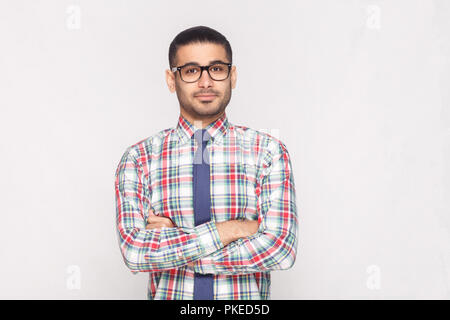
[180,109,225,129]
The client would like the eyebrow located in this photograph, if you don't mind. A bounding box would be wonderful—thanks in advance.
[181,60,230,67]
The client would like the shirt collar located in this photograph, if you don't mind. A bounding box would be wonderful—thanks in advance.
[176,111,229,145]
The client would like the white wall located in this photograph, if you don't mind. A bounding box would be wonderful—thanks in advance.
[0,0,449,299]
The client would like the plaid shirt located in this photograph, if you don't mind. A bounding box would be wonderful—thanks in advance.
[114,112,298,300]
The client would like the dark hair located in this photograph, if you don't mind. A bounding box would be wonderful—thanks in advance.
[168,26,232,68]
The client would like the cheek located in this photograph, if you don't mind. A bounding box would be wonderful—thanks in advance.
[215,84,229,97]
[175,86,193,101]
[220,85,231,99]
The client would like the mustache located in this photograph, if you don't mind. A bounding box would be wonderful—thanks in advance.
[194,91,218,96]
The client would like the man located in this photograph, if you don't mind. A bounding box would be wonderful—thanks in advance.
[115,25,298,300]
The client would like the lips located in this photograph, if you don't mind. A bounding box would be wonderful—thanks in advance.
[195,94,217,100]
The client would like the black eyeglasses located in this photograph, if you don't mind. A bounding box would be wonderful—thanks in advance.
[171,62,232,83]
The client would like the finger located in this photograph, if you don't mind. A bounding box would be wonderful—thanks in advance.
[146,223,163,230]
[145,223,157,229]
[147,215,163,223]
[162,218,175,227]
[148,215,172,224]
[151,221,172,228]
[147,219,168,228]
[147,208,157,220]
[164,217,175,227]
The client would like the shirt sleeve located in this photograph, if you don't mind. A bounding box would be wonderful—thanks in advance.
[115,147,224,273]
[191,141,299,275]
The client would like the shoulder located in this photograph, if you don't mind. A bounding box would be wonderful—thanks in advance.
[232,123,290,157]
[119,127,174,163]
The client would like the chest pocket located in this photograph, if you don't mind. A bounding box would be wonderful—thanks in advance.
[210,159,259,223]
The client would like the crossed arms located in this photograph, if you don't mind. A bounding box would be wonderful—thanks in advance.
[114,141,298,275]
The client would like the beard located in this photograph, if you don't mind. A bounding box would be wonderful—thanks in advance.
[175,81,232,119]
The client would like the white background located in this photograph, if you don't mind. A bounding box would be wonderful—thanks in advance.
[0,0,449,299]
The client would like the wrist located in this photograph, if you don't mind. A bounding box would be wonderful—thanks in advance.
[234,220,248,239]
[216,220,241,245]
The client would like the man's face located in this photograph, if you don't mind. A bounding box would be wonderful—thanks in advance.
[166,42,236,126]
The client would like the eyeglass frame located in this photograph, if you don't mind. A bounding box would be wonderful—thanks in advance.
[171,62,232,83]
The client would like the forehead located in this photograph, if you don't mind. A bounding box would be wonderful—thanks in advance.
[175,42,228,66]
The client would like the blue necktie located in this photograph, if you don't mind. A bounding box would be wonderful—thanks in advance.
[192,128,214,300]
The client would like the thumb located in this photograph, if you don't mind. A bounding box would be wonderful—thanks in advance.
[147,207,157,221]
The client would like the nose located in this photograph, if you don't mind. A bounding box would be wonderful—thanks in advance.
[197,68,213,88]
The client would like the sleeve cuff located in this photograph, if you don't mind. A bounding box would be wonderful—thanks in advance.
[194,220,224,256]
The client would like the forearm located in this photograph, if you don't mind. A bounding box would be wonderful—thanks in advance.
[191,227,297,275]
[215,219,259,246]
[118,220,224,272]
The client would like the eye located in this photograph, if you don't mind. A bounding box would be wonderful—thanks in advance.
[210,66,223,72]
[185,68,197,74]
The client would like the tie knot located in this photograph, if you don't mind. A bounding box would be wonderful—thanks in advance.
[192,129,211,146]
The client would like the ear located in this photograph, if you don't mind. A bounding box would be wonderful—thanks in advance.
[230,65,237,89]
[166,69,176,93]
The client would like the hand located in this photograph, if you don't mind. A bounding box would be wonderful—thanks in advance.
[145,212,175,230]
[215,219,260,247]
[239,219,259,237]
